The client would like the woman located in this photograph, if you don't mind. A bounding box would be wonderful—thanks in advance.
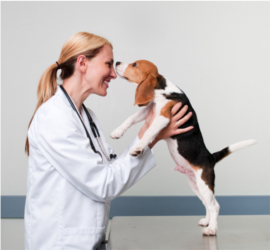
[24,32,193,250]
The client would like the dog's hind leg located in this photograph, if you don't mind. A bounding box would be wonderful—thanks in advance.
[187,176,210,227]
[174,165,210,226]
[195,169,220,236]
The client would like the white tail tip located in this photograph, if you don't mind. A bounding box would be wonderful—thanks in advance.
[229,139,257,153]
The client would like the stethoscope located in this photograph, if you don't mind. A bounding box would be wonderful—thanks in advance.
[60,85,117,163]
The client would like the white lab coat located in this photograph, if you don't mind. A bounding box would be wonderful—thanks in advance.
[24,85,156,250]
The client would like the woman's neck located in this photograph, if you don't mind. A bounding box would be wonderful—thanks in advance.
[62,77,90,114]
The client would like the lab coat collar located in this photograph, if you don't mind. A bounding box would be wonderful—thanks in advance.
[55,84,83,115]
[55,84,73,109]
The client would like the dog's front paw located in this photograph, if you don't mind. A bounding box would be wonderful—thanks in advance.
[202,226,217,236]
[129,146,145,157]
[110,127,125,139]
[198,218,209,227]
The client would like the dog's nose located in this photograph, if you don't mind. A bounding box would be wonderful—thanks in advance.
[116,62,121,66]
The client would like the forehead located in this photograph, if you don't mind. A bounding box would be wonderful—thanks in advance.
[99,44,113,59]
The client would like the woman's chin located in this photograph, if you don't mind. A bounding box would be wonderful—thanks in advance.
[94,86,108,96]
[99,90,108,97]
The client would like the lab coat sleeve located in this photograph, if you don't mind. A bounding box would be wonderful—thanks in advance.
[36,107,156,203]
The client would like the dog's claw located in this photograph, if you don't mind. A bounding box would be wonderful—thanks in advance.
[199,218,209,227]
[129,147,144,156]
[203,227,217,236]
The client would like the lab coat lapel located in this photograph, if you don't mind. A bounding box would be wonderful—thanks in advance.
[56,85,110,163]
[81,108,101,156]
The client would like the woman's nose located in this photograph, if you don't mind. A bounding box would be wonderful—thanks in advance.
[111,67,117,79]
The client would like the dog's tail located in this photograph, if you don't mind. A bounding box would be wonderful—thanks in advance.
[212,139,257,164]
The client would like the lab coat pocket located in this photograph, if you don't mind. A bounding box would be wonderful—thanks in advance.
[63,227,105,250]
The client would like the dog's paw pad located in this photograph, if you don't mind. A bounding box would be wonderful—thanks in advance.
[198,218,209,227]
[203,227,217,236]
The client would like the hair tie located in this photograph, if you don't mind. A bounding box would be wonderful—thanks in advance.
[55,61,61,70]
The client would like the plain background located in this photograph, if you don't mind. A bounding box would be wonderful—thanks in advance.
[2,1,269,197]
[1,2,269,249]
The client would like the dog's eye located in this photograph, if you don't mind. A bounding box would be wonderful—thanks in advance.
[132,63,137,67]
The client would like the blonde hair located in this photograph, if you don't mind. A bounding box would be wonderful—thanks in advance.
[25,32,112,156]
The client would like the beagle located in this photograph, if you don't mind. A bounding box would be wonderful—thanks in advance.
[111,60,256,236]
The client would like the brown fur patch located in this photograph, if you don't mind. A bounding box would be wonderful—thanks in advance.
[190,165,200,172]
[189,163,215,193]
[201,168,215,193]
[124,60,159,84]
[134,74,157,106]
[160,101,177,118]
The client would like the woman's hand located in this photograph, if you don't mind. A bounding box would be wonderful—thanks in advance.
[156,103,193,141]
[138,102,193,148]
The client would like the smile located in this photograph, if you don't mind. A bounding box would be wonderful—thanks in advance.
[103,80,110,88]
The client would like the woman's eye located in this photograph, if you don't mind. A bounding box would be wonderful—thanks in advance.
[132,63,137,67]
[107,62,112,67]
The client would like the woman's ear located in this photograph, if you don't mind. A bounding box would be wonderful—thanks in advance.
[134,74,157,106]
[77,55,87,73]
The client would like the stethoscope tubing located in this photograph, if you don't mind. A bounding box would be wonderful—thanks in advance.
[60,85,116,162]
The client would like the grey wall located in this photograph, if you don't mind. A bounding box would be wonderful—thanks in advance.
[2,2,269,196]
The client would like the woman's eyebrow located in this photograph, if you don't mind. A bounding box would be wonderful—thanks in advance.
[108,58,114,64]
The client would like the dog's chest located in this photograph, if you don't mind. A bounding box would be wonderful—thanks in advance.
[165,138,193,171]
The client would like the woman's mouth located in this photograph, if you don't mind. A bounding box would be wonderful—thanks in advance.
[103,80,110,88]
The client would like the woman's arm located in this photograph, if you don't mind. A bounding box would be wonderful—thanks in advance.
[36,107,156,203]
[138,102,193,149]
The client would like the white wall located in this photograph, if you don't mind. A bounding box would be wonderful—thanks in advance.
[2,2,269,196]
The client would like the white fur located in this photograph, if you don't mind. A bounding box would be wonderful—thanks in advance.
[115,63,128,76]
[195,169,220,236]
[129,98,171,155]
[188,177,210,227]
[129,114,169,155]
[229,139,257,152]
[110,103,153,139]
[157,78,182,94]
[116,63,138,86]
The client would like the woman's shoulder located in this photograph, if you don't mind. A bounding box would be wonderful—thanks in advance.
[31,95,74,131]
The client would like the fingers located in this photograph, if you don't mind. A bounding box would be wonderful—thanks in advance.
[172,104,190,123]
[177,111,192,127]
[175,126,194,135]
[171,102,182,116]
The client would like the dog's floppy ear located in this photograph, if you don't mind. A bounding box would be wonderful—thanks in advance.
[134,74,157,106]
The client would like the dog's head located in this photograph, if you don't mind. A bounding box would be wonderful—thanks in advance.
[115,60,164,107]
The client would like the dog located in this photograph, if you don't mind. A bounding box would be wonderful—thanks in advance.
[111,60,257,236]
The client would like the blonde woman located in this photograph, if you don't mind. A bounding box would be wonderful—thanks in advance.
[24,32,193,250]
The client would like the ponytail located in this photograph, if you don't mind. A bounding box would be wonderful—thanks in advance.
[25,64,58,156]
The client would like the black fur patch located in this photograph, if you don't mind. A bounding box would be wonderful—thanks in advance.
[156,75,167,90]
[212,147,230,163]
[165,91,217,192]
